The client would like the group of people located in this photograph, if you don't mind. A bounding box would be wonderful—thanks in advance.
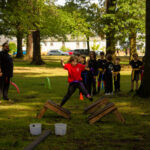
[60,51,144,106]
[0,42,144,106]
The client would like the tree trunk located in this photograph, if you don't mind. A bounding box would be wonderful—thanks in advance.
[106,33,116,55]
[86,36,90,54]
[26,32,33,60]
[31,30,44,65]
[16,31,23,58]
[137,0,150,98]
[106,0,116,55]
[129,32,136,60]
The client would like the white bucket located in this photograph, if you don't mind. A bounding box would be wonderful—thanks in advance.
[29,123,42,135]
[55,123,67,136]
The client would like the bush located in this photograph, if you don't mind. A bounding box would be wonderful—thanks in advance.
[9,42,17,54]
[61,45,70,52]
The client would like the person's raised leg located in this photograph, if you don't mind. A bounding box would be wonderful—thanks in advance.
[60,83,76,106]
[78,82,93,101]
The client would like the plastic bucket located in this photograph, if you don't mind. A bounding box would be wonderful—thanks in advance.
[29,123,42,135]
[55,123,67,136]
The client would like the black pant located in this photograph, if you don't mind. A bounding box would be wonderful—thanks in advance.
[60,82,89,106]
[105,73,113,93]
[0,76,10,100]
[114,74,120,92]
[88,75,97,96]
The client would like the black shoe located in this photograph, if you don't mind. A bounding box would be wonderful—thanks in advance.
[89,97,93,102]
[3,97,9,100]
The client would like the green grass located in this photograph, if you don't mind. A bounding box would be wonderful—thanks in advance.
[0,56,150,150]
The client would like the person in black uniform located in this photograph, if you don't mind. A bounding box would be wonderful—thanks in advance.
[97,52,107,93]
[79,55,89,90]
[105,54,114,95]
[0,42,13,103]
[88,51,98,96]
[113,57,121,93]
[130,53,143,92]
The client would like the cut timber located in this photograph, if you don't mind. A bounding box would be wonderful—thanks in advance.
[37,107,47,119]
[84,97,109,114]
[24,130,51,150]
[113,109,125,123]
[88,103,117,124]
[37,100,71,119]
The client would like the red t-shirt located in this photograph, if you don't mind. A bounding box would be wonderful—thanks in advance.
[64,63,85,83]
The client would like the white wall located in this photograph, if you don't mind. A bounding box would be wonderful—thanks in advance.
[41,40,106,52]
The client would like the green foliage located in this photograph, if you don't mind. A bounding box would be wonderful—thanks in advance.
[9,42,17,54]
[60,45,70,52]
[91,40,100,51]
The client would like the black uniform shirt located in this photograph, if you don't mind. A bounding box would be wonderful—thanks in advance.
[113,64,121,72]
[105,62,114,74]
[88,60,98,76]
[97,59,107,70]
[0,50,13,77]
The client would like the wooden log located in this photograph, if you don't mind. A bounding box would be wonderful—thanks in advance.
[113,109,125,123]
[24,130,51,150]
[88,103,117,124]
[47,100,71,115]
[37,106,47,119]
[84,97,109,114]
[44,100,71,119]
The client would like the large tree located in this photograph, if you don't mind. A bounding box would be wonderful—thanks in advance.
[137,0,150,97]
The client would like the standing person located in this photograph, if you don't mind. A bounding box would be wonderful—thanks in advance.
[105,54,114,95]
[113,57,121,93]
[97,52,107,94]
[79,55,89,90]
[0,42,13,103]
[88,51,98,96]
[60,56,93,107]
[130,53,143,92]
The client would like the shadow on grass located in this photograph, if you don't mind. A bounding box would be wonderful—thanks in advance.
[0,72,150,150]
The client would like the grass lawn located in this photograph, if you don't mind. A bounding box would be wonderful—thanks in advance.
[0,56,150,150]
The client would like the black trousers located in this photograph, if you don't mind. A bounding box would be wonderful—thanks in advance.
[0,76,10,100]
[60,82,89,106]
[114,74,120,91]
[88,76,97,96]
[105,73,113,93]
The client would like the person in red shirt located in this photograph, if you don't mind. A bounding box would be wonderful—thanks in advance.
[60,56,93,106]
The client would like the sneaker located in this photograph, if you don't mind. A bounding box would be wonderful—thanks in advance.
[89,97,93,102]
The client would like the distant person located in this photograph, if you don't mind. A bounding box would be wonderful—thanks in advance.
[0,42,13,103]
[79,55,89,90]
[60,56,92,106]
[130,53,143,92]
[87,51,98,96]
[113,57,121,93]
[97,52,107,94]
[105,54,114,95]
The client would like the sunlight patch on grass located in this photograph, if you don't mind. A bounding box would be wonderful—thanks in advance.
[14,67,67,77]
